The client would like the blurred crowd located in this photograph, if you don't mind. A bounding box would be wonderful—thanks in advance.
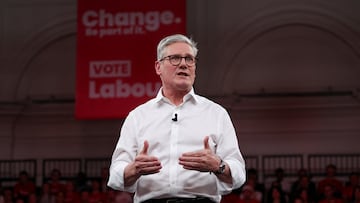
[0,164,359,203]
[221,164,360,203]
[0,168,132,203]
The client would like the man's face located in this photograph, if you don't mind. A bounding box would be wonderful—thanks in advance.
[155,42,196,92]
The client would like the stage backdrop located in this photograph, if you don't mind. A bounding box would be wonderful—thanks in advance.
[76,0,186,119]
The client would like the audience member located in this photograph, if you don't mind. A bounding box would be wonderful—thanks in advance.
[223,168,266,203]
[79,191,90,203]
[74,172,90,193]
[271,168,292,202]
[88,180,106,203]
[351,186,360,203]
[63,181,80,203]
[237,184,261,203]
[343,172,360,203]
[220,192,240,203]
[104,189,115,203]
[267,185,287,203]
[99,167,110,192]
[292,197,303,203]
[28,194,37,203]
[290,169,317,203]
[318,184,344,203]
[113,191,132,203]
[48,169,66,196]
[13,171,36,203]
[317,164,344,199]
[247,168,266,203]
[3,188,13,203]
[39,183,56,203]
[55,192,65,203]
[15,197,25,203]
[292,188,314,203]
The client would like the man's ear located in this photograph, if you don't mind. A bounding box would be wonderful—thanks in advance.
[155,61,161,76]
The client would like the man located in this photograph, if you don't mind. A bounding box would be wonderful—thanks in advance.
[107,34,246,203]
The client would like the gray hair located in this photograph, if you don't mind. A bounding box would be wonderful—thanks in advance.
[157,34,198,60]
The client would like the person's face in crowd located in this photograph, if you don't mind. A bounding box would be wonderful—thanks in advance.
[155,42,196,93]
[19,174,29,183]
[51,170,61,181]
[326,166,336,177]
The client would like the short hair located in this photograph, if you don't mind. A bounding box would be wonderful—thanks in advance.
[157,34,198,60]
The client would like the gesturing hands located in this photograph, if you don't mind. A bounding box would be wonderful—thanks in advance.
[124,136,230,186]
[124,140,162,186]
[134,140,162,175]
[178,136,221,173]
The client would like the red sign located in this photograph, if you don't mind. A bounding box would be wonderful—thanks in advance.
[76,0,186,119]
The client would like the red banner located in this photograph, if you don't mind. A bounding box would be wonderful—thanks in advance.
[76,0,186,119]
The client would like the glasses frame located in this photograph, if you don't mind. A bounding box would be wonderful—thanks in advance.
[159,55,198,66]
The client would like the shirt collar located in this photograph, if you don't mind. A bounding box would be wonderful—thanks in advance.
[154,87,199,105]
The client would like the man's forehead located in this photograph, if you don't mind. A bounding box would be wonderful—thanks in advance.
[164,42,194,55]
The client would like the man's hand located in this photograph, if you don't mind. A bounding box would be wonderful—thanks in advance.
[124,140,162,186]
[178,136,221,173]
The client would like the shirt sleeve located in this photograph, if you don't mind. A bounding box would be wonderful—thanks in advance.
[216,109,246,193]
[107,112,138,192]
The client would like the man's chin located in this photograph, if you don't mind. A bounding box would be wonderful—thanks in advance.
[175,83,192,92]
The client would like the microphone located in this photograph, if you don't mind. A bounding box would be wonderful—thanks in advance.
[172,113,178,122]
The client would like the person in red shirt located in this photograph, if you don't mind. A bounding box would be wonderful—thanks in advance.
[352,186,360,203]
[343,172,359,203]
[88,180,106,203]
[319,184,344,203]
[318,164,344,199]
[64,181,80,203]
[237,185,261,203]
[48,169,66,196]
[13,171,36,203]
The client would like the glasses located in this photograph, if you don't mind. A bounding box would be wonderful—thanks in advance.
[160,55,197,66]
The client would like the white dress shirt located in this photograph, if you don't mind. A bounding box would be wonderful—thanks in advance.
[108,88,246,203]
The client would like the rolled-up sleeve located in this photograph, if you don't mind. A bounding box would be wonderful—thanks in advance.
[107,113,138,192]
[216,109,246,193]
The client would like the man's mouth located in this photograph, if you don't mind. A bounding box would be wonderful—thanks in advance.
[177,72,189,76]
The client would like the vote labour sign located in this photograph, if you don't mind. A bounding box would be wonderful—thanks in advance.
[75,0,186,119]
